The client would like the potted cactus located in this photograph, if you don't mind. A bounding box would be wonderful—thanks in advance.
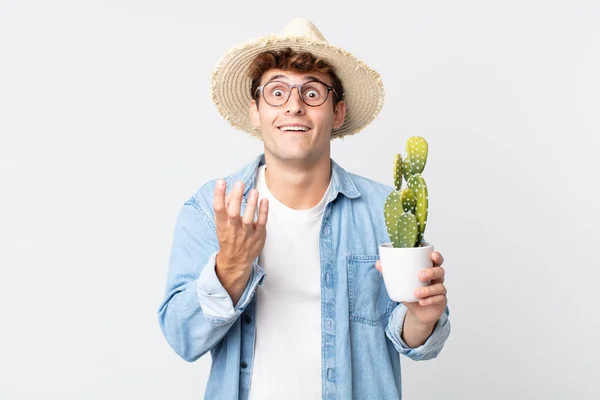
[379,136,435,302]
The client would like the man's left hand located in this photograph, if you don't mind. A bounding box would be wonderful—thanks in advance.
[376,251,447,327]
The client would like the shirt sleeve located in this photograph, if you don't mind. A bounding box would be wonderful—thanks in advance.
[158,194,265,362]
[385,303,451,361]
[197,251,266,320]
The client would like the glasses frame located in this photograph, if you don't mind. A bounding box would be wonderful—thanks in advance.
[254,79,338,108]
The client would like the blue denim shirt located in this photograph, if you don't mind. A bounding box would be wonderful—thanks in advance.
[158,154,450,400]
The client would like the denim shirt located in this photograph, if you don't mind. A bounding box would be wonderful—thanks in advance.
[158,154,450,400]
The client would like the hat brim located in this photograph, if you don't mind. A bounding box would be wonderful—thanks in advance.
[211,35,384,140]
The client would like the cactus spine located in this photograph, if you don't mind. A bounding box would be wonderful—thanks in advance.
[384,136,429,248]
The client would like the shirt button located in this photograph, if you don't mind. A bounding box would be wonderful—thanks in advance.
[326,319,333,332]
[241,361,248,369]
[327,368,335,380]
[244,315,252,323]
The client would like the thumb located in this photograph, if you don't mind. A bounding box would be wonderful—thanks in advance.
[375,260,382,273]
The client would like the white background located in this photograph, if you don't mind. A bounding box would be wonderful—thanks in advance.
[1,0,599,399]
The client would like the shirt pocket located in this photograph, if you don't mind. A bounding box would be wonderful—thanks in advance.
[347,255,395,326]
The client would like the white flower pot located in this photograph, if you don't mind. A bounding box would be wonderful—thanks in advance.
[378,242,434,302]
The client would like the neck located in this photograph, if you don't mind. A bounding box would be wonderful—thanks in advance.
[262,154,331,210]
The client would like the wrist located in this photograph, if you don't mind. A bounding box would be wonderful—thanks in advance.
[215,254,251,287]
[406,310,436,334]
[400,310,436,348]
[215,253,249,274]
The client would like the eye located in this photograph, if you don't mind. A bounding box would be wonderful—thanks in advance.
[267,83,288,97]
[302,82,325,100]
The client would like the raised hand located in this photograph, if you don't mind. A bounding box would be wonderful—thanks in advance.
[213,179,269,304]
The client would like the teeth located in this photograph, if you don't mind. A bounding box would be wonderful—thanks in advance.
[279,126,309,132]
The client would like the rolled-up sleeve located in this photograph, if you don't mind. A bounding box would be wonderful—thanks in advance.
[158,194,265,362]
[385,304,451,361]
[197,251,265,322]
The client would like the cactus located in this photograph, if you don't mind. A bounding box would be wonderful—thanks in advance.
[393,154,402,191]
[402,156,411,183]
[384,136,429,248]
[396,212,419,248]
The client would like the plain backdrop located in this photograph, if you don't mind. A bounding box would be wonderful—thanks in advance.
[1,0,599,399]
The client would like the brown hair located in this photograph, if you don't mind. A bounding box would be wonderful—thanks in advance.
[248,47,345,107]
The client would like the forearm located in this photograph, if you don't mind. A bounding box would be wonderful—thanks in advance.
[401,310,436,348]
[159,202,245,361]
[386,304,450,360]
[215,254,252,305]
[160,252,264,361]
[158,279,237,362]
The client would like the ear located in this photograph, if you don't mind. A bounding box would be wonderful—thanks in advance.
[332,100,346,130]
[249,99,261,129]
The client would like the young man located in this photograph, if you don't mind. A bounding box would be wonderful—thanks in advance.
[158,19,450,400]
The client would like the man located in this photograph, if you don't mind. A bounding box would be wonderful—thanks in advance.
[158,18,450,400]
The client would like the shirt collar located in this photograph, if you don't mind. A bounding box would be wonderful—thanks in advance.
[229,153,361,201]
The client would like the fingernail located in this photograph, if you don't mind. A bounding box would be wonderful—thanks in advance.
[235,181,243,188]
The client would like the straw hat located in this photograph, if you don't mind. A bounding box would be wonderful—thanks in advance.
[210,18,385,140]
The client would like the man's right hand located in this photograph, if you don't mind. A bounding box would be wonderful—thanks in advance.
[213,179,269,304]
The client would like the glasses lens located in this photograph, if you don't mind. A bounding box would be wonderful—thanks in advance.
[262,81,330,107]
[300,81,328,106]
[263,82,290,106]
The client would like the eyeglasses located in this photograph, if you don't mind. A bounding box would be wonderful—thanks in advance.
[254,79,338,107]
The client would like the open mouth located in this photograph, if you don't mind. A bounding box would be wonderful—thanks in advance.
[278,125,311,132]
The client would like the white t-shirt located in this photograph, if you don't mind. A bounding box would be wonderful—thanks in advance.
[248,164,330,400]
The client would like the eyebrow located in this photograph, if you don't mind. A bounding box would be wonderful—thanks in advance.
[265,74,323,83]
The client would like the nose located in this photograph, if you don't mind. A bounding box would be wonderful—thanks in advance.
[285,87,305,115]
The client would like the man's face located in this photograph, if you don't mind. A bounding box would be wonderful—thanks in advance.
[249,69,346,165]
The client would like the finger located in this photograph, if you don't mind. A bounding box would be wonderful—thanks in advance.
[415,283,447,299]
[225,193,231,210]
[255,198,269,228]
[418,294,447,307]
[431,251,444,266]
[375,260,382,273]
[213,179,227,224]
[418,266,445,282]
[227,180,244,224]
[242,189,259,227]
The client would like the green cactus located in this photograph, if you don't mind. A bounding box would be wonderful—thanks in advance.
[406,136,428,175]
[396,213,419,248]
[407,174,428,245]
[393,154,402,191]
[400,187,416,214]
[384,136,430,248]
[384,190,403,246]
[402,156,411,183]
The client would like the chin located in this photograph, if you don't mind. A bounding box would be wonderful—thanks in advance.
[278,150,310,160]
